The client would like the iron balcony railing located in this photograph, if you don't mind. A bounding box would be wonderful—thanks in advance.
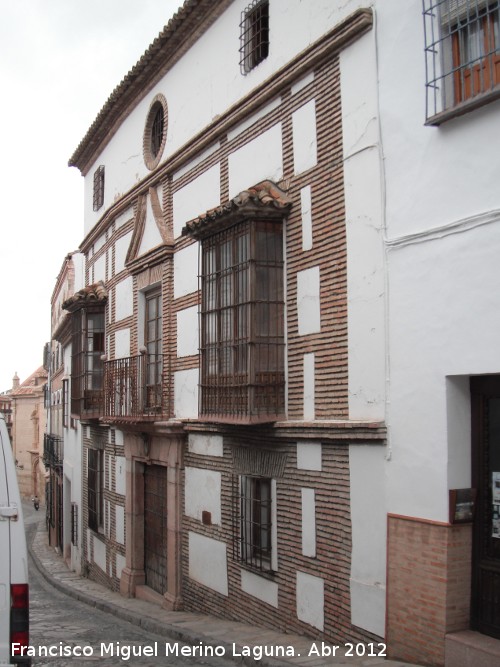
[43,434,63,468]
[103,354,169,422]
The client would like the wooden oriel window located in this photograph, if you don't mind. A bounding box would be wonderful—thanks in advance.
[71,307,105,417]
[200,219,285,423]
[93,165,105,211]
[239,0,269,74]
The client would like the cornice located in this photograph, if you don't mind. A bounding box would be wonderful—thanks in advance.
[127,243,174,276]
[182,418,386,444]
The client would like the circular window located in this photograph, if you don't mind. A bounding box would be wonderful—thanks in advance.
[143,94,168,170]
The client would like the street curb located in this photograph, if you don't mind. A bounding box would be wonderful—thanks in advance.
[26,514,419,667]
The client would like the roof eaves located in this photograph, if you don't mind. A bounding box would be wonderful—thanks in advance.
[68,0,227,174]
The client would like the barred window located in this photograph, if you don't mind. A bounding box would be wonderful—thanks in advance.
[143,94,168,170]
[62,379,69,428]
[88,448,103,532]
[71,307,105,417]
[235,476,273,571]
[239,0,269,74]
[71,502,78,547]
[200,219,285,423]
[423,0,500,122]
[151,106,164,158]
[93,165,105,211]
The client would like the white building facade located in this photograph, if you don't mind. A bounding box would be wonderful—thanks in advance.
[63,1,500,665]
[48,251,85,573]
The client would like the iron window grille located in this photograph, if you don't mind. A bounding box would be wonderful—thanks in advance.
[93,165,105,211]
[151,106,164,158]
[71,502,78,547]
[43,434,63,468]
[233,475,273,571]
[200,219,285,423]
[239,0,269,74]
[87,448,103,532]
[423,0,500,121]
[143,94,168,170]
[62,378,69,428]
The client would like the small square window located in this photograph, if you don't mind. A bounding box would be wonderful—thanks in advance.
[239,0,269,74]
[93,165,105,211]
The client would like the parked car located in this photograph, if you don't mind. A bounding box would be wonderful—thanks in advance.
[0,414,30,665]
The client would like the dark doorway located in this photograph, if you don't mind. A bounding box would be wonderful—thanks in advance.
[471,375,500,638]
[144,465,168,595]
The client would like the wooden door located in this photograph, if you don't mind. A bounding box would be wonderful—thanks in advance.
[144,465,168,595]
[471,376,500,638]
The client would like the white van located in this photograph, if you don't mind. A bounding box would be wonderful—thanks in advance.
[0,415,30,666]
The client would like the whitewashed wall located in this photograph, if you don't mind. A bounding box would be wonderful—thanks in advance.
[340,21,387,637]
[82,0,371,234]
[375,0,500,523]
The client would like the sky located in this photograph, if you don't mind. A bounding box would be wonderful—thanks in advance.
[0,0,183,393]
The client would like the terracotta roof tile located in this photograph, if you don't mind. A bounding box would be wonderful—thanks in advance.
[62,281,108,312]
[10,367,48,396]
[182,180,292,238]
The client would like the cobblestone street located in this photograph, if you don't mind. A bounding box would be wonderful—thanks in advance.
[23,502,421,667]
[25,506,238,667]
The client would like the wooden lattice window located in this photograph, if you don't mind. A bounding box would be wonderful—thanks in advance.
[93,165,105,211]
[200,219,285,423]
[71,307,105,417]
[239,0,269,74]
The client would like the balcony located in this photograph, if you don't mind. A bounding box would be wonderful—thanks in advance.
[43,434,63,468]
[103,354,169,424]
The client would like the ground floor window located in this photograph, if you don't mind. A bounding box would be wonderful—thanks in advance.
[88,448,103,532]
[236,475,273,571]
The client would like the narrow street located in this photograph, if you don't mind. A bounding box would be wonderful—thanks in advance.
[24,504,238,667]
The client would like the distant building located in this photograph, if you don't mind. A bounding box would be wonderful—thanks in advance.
[45,252,85,566]
[10,367,48,499]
